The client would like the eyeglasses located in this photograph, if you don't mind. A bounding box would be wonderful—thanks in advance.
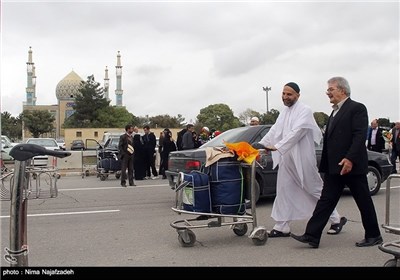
[326,87,339,94]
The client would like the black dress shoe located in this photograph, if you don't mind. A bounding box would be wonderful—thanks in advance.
[355,236,383,247]
[129,183,137,186]
[290,233,319,248]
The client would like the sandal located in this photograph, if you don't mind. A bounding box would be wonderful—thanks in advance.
[327,217,347,235]
[268,229,291,238]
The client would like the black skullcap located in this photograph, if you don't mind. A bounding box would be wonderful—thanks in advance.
[285,82,300,94]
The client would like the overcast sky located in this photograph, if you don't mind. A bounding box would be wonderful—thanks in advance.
[1,0,399,124]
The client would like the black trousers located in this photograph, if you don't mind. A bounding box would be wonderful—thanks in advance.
[305,173,381,240]
[120,154,134,185]
[390,148,400,173]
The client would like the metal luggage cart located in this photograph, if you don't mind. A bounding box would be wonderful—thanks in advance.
[378,174,400,267]
[96,149,122,181]
[169,154,267,247]
[1,143,70,266]
[81,139,100,178]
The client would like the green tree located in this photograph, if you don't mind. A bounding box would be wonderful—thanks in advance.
[377,118,391,128]
[1,111,22,141]
[239,109,261,125]
[96,106,135,128]
[196,104,241,131]
[22,110,55,138]
[260,108,280,124]
[313,112,329,128]
[148,114,184,129]
[64,75,110,128]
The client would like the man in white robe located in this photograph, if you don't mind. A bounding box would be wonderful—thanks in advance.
[258,82,346,237]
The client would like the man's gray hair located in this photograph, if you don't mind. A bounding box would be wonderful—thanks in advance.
[328,77,351,97]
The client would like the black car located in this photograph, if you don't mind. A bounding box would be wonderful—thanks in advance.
[70,139,85,150]
[166,125,393,202]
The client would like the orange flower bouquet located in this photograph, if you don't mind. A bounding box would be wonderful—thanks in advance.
[382,130,392,142]
[224,141,259,164]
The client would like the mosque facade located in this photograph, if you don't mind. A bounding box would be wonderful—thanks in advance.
[22,47,125,140]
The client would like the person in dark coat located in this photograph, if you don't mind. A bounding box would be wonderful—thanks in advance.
[159,129,176,179]
[142,125,158,179]
[118,124,135,187]
[390,121,400,174]
[290,76,382,248]
[133,133,146,180]
[367,119,385,153]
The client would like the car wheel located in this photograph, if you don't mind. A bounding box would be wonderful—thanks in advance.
[366,166,381,196]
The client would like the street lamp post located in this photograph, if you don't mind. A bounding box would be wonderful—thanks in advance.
[262,86,271,113]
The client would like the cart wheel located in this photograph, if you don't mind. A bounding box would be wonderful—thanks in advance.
[85,170,90,177]
[252,232,268,246]
[383,258,398,267]
[178,230,196,247]
[233,223,248,236]
[100,174,107,181]
[115,173,121,179]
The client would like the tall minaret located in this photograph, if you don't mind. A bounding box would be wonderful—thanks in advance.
[115,51,123,106]
[26,46,36,105]
[103,66,110,102]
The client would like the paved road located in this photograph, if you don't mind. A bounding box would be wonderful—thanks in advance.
[1,174,399,268]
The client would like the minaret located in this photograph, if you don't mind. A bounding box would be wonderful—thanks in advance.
[104,66,110,102]
[25,46,36,105]
[115,51,123,106]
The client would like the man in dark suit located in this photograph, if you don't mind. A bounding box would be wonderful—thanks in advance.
[290,77,382,248]
[390,121,400,174]
[367,119,385,153]
[118,124,135,187]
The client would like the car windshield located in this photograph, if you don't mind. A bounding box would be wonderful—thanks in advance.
[27,139,58,147]
[201,126,266,148]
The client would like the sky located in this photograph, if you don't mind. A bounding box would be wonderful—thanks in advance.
[1,0,399,125]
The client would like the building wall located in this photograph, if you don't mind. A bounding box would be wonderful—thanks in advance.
[64,127,183,150]
[58,99,76,138]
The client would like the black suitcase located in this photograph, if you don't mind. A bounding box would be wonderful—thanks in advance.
[98,157,121,172]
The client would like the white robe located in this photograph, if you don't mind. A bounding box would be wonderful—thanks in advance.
[259,101,339,223]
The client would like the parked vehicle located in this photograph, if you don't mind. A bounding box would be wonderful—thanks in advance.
[1,139,14,162]
[71,139,85,150]
[1,135,17,147]
[25,138,61,166]
[56,138,66,150]
[167,125,393,202]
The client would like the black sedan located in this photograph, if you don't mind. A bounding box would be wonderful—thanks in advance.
[70,139,85,151]
[166,125,393,202]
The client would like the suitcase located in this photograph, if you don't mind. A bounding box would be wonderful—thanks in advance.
[208,157,246,215]
[98,157,121,172]
[176,170,212,213]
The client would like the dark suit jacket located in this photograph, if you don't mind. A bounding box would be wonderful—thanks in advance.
[367,127,385,152]
[118,133,134,159]
[319,98,368,175]
[390,127,400,152]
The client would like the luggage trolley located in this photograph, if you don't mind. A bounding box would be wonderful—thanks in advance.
[169,151,268,247]
[1,144,70,266]
[378,174,400,267]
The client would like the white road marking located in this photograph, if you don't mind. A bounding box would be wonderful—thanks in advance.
[59,184,168,191]
[0,209,120,218]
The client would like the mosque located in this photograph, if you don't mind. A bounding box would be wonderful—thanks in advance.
[22,47,125,140]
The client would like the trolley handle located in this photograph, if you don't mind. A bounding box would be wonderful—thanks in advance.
[9,143,71,161]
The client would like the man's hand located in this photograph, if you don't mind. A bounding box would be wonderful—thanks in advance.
[339,158,353,175]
